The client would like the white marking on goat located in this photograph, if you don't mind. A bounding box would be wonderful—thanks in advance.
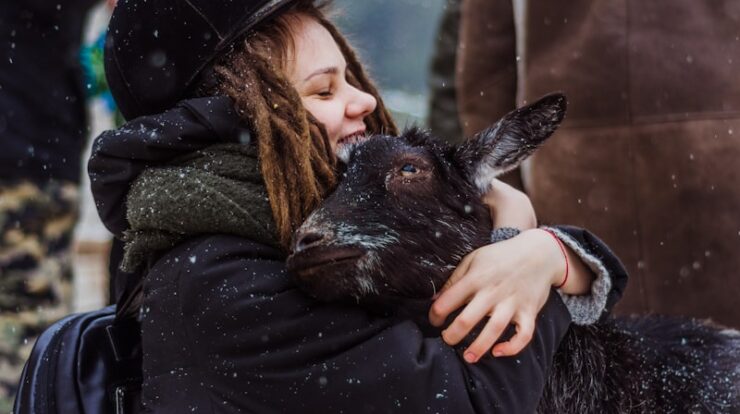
[334,222,400,251]
[435,219,477,248]
[356,273,379,296]
[336,141,363,164]
[300,214,397,294]
[434,219,455,231]
[302,210,327,229]
[356,253,375,274]
[473,162,508,194]
[354,252,385,296]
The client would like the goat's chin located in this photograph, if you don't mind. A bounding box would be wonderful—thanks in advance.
[291,265,364,303]
[286,245,372,302]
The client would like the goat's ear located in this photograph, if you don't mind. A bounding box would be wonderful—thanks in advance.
[455,93,566,193]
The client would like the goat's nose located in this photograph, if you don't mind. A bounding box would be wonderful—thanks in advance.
[294,230,327,253]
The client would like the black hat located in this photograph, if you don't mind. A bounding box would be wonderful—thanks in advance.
[105,0,297,120]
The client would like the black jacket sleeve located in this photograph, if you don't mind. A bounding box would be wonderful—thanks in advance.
[87,96,240,236]
[140,235,572,413]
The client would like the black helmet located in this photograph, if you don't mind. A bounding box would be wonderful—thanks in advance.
[105,0,297,120]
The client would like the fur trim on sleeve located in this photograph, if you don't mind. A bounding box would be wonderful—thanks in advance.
[542,226,612,325]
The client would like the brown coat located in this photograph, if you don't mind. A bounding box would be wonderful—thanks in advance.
[456,0,740,327]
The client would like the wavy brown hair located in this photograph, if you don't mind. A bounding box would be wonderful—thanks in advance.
[201,0,397,248]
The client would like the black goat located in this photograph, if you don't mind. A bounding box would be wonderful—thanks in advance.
[286,94,740,413]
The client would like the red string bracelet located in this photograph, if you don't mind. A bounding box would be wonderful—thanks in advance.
[541,228,569,289]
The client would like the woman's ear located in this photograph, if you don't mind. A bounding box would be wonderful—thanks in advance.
[454,93,567,194]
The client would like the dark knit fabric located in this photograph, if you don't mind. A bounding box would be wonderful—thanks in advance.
[490,226,521,243]
[121,143,280,271]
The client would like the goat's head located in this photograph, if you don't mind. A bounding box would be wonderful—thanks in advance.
[286,93,567,303]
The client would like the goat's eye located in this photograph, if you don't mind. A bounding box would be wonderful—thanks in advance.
[400,164,418,175]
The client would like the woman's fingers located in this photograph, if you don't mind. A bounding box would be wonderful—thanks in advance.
[463,303,515,363]
[440,251,475,293]
[429,273,475,327]
[441,294,494,346]
[429,252,478,326]
[491,311,536,357]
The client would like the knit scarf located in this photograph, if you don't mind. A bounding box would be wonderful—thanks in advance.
[120,143,280,272]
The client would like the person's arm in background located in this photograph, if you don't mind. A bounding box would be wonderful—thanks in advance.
[427,0,464,144]
[456,0,523,189]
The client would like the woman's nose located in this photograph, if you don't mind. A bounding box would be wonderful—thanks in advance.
[346,87,377,119]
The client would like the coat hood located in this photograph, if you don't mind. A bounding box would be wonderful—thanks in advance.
[105,0,296,120]
[88,96,279,272]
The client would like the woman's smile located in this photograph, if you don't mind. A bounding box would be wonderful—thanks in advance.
[336,130,368,150]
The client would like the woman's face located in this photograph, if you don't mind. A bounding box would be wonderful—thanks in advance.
[287,16,378,152]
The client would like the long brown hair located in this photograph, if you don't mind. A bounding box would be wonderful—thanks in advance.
[201,0,397,248]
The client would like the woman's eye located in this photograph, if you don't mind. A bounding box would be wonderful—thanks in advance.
[400,164,418,175]
[317,89,333,97]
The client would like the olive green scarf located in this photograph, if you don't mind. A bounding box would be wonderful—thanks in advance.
[121,143,280,272]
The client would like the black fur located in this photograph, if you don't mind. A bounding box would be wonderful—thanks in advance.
[543,318,739,413]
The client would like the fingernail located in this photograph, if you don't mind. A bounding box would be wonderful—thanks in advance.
[464,352,477,363]
[492,350,504,357]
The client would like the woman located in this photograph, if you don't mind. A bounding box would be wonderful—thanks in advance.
[90,0,627,411]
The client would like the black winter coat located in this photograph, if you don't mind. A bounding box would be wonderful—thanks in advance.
[88,97,628,413]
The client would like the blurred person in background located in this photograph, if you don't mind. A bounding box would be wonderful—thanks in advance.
[0,0,106,408]
[454,0,740,326]
[427,0,463,143]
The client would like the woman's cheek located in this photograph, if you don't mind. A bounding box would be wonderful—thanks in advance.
[316,103,344,141]
[301,98,344,148]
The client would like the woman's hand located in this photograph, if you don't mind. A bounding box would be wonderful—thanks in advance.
[482,179,537,229]
[428,229,566,363]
